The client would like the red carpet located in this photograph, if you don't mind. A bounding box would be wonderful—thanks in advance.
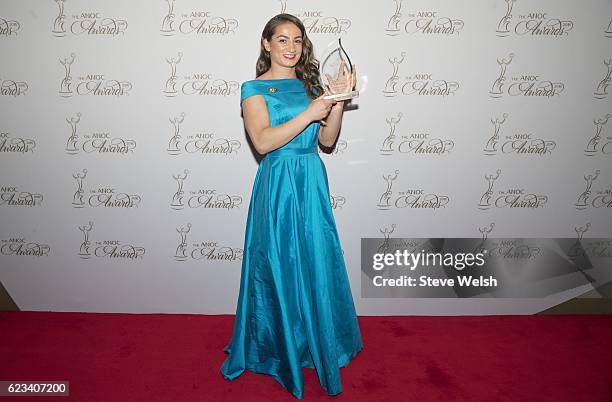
[1,312,611,401]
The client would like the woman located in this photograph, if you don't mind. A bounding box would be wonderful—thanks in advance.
[220,13,363,400]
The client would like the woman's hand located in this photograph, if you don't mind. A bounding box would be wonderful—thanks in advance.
[324,60,356,95]
[303,94,336,123]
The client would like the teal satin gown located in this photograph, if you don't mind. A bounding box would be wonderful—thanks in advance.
[220,78,363,399]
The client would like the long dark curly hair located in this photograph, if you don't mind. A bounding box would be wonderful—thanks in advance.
[256,13,324,100]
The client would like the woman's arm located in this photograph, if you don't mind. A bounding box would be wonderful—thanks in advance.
[242,94,334,154]
[317,62,356,148]
[318,101,345,148]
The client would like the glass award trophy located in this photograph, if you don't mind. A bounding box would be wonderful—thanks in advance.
[320,38,360,101]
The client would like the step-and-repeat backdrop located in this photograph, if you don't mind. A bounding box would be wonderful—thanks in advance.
[1,0,611,315]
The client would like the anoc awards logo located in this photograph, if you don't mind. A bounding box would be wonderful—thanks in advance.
[0,75,28,97]
[383,52,459,98]
[170,170,242,210]
[278,1,351,35]
[64,113,137,155]
[59,53,133,97]
[330,194,346,210]
[0,131,36,154]
[495,0,574,38]
[584,114,612,156]
[173,223,242,262]
[77,221,145,260]
[385,0,464,37]
[569,222,590,258]
[574,170,612,210]
[160,0,238,36]
[1,237,50,257]
[489,53,564,98]
[0,16,20,37]
[605,18,612,38]
[166,112,241,156]
[52,0,128,37]
[71,169,142,209]
[380,112,455,156]
[483,113,557,156]
[162,52,239,97]
[593,58,611,100]
[473,222,495,254]
[376,170,450,210]
[569,223,612,260]
[0,186,43,207]
[486,239,541,259]
[477,169,548,210]
[376,223,397,254]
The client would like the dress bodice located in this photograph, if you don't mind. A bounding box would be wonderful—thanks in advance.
[240,78,320,156]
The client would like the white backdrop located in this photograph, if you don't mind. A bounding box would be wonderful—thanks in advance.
[1,0,611,315]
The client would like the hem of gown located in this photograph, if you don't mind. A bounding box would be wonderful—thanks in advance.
[220,345,363,400]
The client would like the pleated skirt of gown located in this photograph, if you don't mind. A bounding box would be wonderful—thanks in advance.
[220,147,363,399]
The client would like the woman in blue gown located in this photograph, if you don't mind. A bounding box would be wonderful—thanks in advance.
[220,13,363,399]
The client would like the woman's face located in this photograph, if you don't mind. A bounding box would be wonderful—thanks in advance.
[263,22,303,69]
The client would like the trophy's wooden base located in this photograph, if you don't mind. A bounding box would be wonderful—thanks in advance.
[323,90,359,101]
